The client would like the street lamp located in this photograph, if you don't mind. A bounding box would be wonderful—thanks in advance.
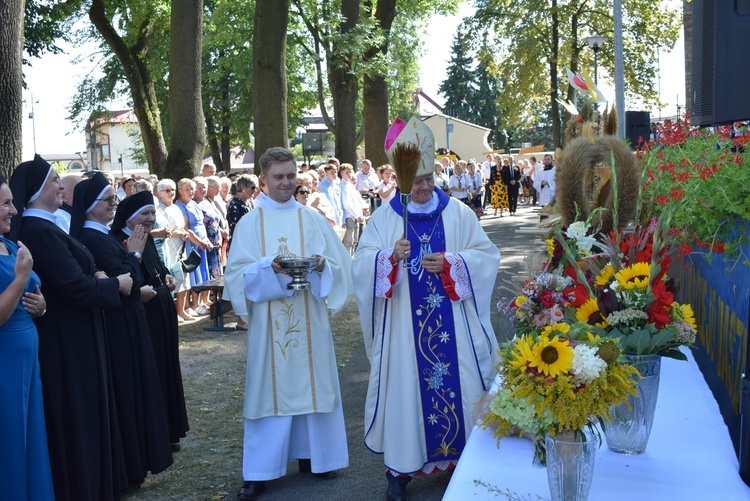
[584,35,606,85]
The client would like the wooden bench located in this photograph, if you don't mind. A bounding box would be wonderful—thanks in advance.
[190,276,234,332]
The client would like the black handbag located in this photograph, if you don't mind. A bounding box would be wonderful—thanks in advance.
[179,243,202,273]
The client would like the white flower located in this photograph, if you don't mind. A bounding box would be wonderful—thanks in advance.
[566,221,597,252]
[566,221,590,240]
[571,344,607,385]
[416,308,423,316]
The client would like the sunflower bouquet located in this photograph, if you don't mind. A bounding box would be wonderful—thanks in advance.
[484,322,639,464]
[546,216,697,360]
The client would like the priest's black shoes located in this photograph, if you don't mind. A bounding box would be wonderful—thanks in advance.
[386,474,411,501]
[237,480,266,500]
[298,458,338,479]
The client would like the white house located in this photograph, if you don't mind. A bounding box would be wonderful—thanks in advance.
[86,110,149,176]
[421,113,493,162]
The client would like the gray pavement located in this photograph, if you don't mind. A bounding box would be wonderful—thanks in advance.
[253,201,544,501]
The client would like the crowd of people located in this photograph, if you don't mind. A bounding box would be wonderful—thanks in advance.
[1,146,556,501]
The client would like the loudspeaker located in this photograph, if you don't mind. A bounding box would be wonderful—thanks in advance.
[625,111,651,149]
[301,133,324,155]
[691,0,750,126]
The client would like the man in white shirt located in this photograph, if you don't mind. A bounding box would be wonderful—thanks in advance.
[530,156,544,205]
[355,160,379,192]
[339,164,368,254]
[533,154,556,207]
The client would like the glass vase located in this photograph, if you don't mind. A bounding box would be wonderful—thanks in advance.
[604,354,661,455]
[545,427,597,501]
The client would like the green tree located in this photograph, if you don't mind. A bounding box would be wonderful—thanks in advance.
[88,0,170,177]
[470,0,681,148]
[203,0,254,171]
[439,31,476,120]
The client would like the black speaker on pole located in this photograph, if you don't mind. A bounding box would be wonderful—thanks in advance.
[301,133,324,156]
[625,111,650,149]
[691,0,750,126]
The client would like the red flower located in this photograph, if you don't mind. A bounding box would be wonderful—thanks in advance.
[648,301,672,328]
[564,283,590,308]
[540,289,556,309]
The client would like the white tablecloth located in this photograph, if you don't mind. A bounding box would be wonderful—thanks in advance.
[443,351,750,500]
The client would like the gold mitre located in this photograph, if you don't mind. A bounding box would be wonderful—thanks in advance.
[384,116,435,178]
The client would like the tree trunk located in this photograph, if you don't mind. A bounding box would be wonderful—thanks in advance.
[167,0,206,181]
[550,0,562,149]
[327,0,360,165]
[362,0,396,166]
[89,0,169,178]
[0,0,24,178]
[253,0,290,171]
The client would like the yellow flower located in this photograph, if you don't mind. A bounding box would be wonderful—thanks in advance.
[546,238,556,257]
[595,264,616,286]
[615,262,651,290]
[576,298,608,328]
[515,295,528,307]
[678,303,697,329]
[529,335,574,377]
[509,335,536,371]
[540,323,571,338]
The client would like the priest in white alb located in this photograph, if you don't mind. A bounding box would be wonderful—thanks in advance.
[352,118,501,501]
[224,147,353,501]
[532,153,556,207]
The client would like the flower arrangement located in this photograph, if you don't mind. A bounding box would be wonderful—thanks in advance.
[545,216,698,360]
[638,119,750,264]
[483,322,638,463]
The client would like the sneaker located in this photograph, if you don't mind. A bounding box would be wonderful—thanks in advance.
[194,305,210,316]
[186,308,201,317]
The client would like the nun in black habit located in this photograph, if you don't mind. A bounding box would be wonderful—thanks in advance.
[8,156,131,501]
[70,175,173,489]
[111,191,190,448]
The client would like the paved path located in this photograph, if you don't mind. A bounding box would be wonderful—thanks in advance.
[254,202,545,501]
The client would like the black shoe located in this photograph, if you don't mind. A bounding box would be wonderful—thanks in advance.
[298,459,337,479]
[386,474,411,501]
[171,443,181,452]
[237,481,266,500]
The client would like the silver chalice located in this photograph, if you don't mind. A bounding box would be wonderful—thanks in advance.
[278,256,320,290]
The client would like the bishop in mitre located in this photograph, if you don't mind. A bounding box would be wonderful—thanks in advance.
[225,147,353,501]
[352,118,500,501]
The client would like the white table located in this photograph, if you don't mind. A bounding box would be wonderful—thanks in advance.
[443,351,750,501]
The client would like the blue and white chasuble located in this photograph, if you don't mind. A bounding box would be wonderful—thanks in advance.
[353,188,501,475]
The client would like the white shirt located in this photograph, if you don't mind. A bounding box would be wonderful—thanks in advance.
[355,170,379,192]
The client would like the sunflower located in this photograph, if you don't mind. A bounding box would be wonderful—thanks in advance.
[509,335,536,371]
[615,262,651,290]
[529,335,574,377]
[595,264,616,287]
[540,323,571,338]
[677,303,697,329]
[576,298,608,328]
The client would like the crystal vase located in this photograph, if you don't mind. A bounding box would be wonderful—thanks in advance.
[545,427,597,501]
[604,354,661,455]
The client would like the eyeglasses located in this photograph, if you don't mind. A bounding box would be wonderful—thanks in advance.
[163,188,174,192]
[248,186,256,190]
[298,190,310,195]
[95,195,119,205]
